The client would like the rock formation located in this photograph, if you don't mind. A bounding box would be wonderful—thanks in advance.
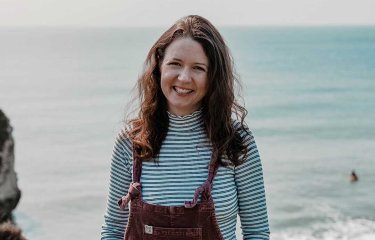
[0,221,27,240]
[0,109,21,223]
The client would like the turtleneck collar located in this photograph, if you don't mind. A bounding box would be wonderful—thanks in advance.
[167,109,204,132]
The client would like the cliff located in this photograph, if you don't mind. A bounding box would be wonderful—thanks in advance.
[0,109,21,223]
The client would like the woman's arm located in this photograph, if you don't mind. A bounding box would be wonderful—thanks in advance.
[101,131,133,240]
[235,129,270,240]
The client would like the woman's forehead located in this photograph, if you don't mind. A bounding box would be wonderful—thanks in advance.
[163,38,208,64]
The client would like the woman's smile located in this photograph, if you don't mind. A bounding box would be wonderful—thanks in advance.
[173,86,194,95]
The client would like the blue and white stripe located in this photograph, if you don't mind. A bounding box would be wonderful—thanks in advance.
[101,110,270,240]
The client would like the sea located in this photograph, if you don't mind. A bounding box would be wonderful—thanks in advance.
[0,26,374,240]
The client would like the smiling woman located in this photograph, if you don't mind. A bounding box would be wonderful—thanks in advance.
[101,15,270,240]
[160,38,209,116]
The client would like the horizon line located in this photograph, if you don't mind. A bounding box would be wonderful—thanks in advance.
[0,23,374,28]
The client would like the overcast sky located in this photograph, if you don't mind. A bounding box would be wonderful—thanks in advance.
[1,0,375,27]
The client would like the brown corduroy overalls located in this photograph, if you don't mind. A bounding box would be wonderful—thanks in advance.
[118,151,224,240]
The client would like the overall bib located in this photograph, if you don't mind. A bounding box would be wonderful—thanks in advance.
[118,151,224,240]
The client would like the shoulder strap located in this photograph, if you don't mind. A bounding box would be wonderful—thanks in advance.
[207,159,220,185]
[132,145,142,183]
[207,152,220,184]
[185,152,220,208]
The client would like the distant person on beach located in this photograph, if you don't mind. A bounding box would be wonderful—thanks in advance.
[351,170,359,182]
[101,15,270,239]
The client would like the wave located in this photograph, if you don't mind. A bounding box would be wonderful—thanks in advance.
[272,216,375,240]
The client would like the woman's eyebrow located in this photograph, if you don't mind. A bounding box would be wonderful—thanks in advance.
[170,57,182,62]
[195,63,208,67]
[169,58,208,67]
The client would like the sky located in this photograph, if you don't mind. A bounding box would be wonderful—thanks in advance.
[1,0,375,27]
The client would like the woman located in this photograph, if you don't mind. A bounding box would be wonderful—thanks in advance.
[101,15,270,240]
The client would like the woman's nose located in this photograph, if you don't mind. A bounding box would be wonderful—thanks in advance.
[177,68,191,82]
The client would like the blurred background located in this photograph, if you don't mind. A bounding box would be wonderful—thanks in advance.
[1,1,375,239]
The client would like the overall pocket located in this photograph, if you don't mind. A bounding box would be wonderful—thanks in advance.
[143,224,202,240]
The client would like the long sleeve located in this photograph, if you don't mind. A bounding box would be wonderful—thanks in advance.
[101,131,133,240]
[235,129,270,240]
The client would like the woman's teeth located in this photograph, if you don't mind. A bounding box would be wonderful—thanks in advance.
[174,87,193,94]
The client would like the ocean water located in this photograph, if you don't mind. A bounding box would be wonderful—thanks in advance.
[0,26,374,240]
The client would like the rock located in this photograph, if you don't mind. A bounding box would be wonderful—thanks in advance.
[0,221,27,240]
[0,109,21,223]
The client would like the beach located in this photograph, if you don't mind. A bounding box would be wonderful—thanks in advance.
[1,26,374,239]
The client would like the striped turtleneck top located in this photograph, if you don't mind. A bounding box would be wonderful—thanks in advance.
[101,110,270,239]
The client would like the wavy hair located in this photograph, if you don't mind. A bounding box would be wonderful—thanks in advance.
[127,15,248,166]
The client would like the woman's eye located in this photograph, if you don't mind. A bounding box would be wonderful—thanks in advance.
[194,66,206,72]
[168,62,180,66]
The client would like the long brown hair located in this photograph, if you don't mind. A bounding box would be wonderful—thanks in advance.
[127,15,248,166]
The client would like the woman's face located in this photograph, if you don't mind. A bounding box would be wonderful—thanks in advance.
[160,37,209,116]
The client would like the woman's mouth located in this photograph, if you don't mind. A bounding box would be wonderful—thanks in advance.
[173,86,194,94]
